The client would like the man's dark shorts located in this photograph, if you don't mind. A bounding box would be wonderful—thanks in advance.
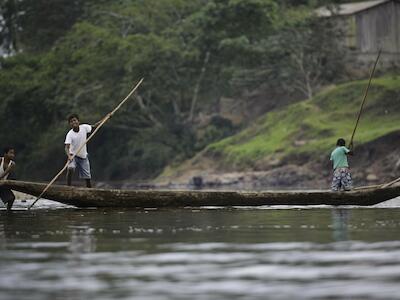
[67,156,91,179]
[0,186,15,209]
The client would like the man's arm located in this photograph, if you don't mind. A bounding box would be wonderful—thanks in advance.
[0,162,15,180]
[92,120,102,129]
[65,144,73,161]
[347,143,354,156]
[91,113,112,130]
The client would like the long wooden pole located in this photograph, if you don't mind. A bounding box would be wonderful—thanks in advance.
[381,177,400,189]
[349,49,381,146]
[28,78,144,209]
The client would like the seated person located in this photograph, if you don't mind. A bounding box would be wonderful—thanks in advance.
[0,147,16,210]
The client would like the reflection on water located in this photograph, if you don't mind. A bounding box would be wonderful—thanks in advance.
[69,226,97,254]
[0,224,5,250]
[331,209,350,241]
[1,200,400,299]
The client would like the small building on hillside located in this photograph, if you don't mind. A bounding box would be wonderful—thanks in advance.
[317,0,400,71]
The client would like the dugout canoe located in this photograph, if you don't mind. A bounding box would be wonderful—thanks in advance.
[0,180,399,208]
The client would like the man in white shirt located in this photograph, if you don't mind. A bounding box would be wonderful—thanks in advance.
[65,114,102,188]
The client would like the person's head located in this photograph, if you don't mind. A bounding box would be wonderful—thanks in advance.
[3,147,15,160]
[68,114,80,129]
[336,138,346,147]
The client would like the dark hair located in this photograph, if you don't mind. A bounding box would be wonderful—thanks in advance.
[336,138,346,146]
[3,146,14,154]
[68,114,79,122]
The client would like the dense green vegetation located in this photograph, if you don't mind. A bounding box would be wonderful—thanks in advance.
[0,0,373,181]
[195,75,400,169]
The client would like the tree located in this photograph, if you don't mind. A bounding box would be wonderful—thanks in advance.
[0,0,348,181]
[175,0,279,114]
[276,16,345,99]
[234,11,346,100]
[0,0,85,53]
[0,0,19,54]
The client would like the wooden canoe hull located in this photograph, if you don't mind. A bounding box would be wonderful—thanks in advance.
[1,180,399,208]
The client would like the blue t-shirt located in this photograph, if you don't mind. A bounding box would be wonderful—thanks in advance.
[330,146,350,170]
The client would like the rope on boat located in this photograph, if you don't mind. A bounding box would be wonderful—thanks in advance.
[28,78,144,209]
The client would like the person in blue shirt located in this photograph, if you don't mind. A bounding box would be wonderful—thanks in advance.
[330,138,354,191]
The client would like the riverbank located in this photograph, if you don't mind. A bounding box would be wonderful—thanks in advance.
[153,130,400,190]
[155,76,400,189]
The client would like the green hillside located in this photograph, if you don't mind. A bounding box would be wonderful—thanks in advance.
[210,76,400,166]
[160,75,400,177]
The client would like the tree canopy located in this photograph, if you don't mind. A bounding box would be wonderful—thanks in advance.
[0,0,346,181]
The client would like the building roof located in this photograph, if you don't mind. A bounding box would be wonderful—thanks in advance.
[316,0,391,17]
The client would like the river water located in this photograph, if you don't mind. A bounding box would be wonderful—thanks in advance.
[1,198,400,300]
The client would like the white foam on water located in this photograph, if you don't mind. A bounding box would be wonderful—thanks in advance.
[2,194,399,211]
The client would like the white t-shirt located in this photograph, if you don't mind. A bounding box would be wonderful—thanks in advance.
[65,124,92,158]
[0,157,14,179]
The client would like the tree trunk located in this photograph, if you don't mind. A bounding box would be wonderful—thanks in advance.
[188,51,210,123]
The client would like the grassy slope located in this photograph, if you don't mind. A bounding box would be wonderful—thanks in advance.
[159,75,400,179]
